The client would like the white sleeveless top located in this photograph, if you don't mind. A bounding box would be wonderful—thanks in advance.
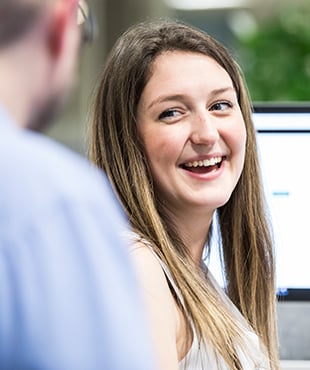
[129,232,270,370]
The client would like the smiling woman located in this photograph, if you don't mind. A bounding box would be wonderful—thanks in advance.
[88,19,280,370]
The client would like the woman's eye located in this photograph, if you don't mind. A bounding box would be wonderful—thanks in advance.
[210,102,232,111]
[158,109,180,120]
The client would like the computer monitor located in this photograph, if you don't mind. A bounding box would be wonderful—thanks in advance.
[207,103,310,301]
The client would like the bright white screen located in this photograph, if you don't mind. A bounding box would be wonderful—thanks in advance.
[208,111,310,293]
[255,113,310,290]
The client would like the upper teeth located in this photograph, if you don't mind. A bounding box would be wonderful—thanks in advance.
[184,156,222,168]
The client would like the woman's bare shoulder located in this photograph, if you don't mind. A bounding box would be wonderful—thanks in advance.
[130,241,167,291]
[130,240,179,370]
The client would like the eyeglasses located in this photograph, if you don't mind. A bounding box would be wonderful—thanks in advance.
[77,0,95,44]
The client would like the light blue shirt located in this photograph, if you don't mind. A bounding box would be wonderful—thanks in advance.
[0,106,156,370]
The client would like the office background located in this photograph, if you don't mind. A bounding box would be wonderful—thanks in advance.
[48,0,310,362]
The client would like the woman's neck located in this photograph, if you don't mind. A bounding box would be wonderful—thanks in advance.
[170,208,214,266]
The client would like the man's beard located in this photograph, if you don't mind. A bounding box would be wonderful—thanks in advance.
[27,90,68,133]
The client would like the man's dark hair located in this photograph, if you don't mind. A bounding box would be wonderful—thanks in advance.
[0,0,43,48]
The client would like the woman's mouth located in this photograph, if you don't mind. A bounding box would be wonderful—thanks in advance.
[181,156,225,174]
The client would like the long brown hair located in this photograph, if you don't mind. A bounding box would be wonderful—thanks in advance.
[89,20,279,369]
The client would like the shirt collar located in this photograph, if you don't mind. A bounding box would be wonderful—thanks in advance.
[0,103,19,130]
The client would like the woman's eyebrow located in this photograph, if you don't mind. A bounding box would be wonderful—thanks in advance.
[209,86,236,97]
[147,94,186,110]
[146,86,236,110]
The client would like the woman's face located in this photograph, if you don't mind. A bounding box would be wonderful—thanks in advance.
[137,51,246,218]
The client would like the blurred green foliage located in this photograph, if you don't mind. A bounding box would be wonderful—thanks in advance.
[237,3,310,101]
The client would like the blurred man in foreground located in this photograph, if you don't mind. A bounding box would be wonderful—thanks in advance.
[0,1,156,369]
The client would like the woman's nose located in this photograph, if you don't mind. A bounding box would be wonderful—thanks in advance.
[190,112,220,145]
